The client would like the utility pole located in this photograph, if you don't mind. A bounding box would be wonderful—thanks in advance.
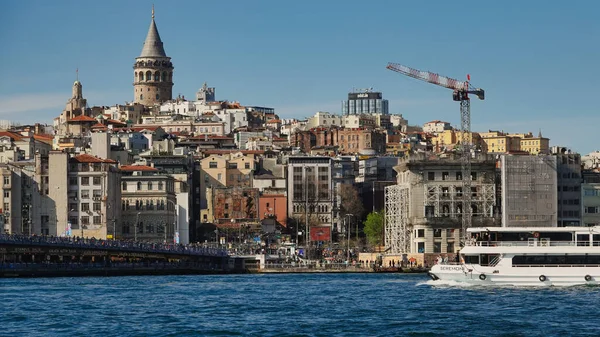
[112,219,116,240]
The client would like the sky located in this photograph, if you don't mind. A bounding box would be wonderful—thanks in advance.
[0,0,599,154]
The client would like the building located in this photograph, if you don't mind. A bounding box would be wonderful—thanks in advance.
[385,153,498,254]
[423,120,452,134]
[287,157,334,243]
[306,112,341,129]
[500,155,558,227]
[133,8,174,106]
[55,153,122,239]
[342,90,388,115]
[553,150,582,226]
[582,171,600,227]
[120,165,177,243]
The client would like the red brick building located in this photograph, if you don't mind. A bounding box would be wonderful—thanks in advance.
[291,127,386,154]
[259,193,287,228]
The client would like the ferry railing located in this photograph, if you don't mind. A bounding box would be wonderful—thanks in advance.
[466,240,576,247]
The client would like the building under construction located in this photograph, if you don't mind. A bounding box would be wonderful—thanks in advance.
[385,153,499,254]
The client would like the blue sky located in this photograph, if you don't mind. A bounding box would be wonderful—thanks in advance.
[0,0,599,154]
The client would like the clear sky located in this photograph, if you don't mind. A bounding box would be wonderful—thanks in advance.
[0,0,598,154]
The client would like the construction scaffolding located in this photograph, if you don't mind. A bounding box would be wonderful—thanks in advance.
[385,184,410,254]
[424,183,495,219]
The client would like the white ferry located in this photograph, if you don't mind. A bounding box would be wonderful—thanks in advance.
[428,226,600,286]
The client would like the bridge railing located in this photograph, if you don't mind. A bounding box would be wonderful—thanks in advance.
[0,234,228,257]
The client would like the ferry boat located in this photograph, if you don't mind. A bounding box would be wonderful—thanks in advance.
[428,226,600,286]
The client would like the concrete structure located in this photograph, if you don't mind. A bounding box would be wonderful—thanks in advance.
[133,8,173,106]
[385,153,498,254]
[120,165,176,243]
[500,155,558,227]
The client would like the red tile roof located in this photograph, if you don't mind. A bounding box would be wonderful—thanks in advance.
[71,154,117,164]
[91,123,107,129]
[107,119,127,126]
[0,131,25,141]
[120,165,158,172]
[267,119,281,123]
[68,115,96,123]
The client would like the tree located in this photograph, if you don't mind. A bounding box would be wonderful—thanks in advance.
[338,184,364,219]
[363,211,384,247]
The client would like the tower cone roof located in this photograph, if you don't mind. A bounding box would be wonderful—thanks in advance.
[139,7,167,58]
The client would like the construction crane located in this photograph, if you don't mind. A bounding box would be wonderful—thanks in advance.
[386,62,485,243]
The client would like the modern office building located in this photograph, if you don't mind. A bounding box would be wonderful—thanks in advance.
[341,90,388,115]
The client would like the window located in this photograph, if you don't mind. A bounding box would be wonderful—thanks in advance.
[428,172,435,181]
[93,177,101,185]
[81,190,90,199]
[456,172,462,180]
[434,229,442,237]
[447,242,455,253]
[158,181,163,190]
[93,216,101,224]
[81,203,90,211]
[3,177,8,185]
[417,229,425,238]
[81,177,89,185]
[433,242,441,253]
[442,172,449,181]
[229,163,238,169]
[93,190,102,198]
[245,163,250,169]
[209,161,218,169]
[81,216,89,225]
[69,203,77,211]
[69,177,78,185]
[122,182,127,191]
[418,242,425,253]
[148,182,153,190]
[93,203,101,211]
[137,182,142,190]
[3,191,8,198]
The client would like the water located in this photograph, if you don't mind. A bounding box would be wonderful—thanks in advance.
[1,273,599,336]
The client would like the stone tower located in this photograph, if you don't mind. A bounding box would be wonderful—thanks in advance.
[133,6,173,106]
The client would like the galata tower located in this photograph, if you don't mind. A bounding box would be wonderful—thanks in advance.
[133,6,173,106]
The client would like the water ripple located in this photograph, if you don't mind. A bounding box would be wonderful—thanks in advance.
[1,273,600,336]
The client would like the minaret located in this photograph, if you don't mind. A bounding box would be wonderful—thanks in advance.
[133,6,174,106]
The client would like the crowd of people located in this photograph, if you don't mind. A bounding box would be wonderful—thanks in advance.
[0,234,228,257]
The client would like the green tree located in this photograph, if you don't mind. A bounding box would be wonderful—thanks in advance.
[363,211,384,247]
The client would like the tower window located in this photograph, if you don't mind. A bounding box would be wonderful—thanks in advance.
[146,70,151,81]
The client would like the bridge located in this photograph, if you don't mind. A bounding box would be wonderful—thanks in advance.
[0,235,246,277]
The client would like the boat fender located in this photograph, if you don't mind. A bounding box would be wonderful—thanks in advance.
[533,232,540,238]
[479,274,486,281]
[585,275,593,282]
[539,275,547,282]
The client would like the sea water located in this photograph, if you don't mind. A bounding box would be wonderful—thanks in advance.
[1,273,599,336]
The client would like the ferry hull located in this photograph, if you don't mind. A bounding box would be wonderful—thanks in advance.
[429,265,600,286]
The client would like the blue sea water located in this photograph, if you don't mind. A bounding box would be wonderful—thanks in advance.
[1,273,599,337]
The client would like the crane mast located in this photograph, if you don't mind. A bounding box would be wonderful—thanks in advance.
[386,62,485,243]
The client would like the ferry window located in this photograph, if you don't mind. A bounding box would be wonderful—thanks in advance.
[418,242,425,253]
[417,229,425,238]
[464,255,479,264]
[577,234,590,246]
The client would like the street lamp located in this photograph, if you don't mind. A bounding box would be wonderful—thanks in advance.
[345,214,354,262]
[135,212,140,241]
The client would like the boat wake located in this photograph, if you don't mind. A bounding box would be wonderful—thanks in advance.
[417,279,475,288]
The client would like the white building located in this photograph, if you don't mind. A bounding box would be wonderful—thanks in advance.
[423,120,452,134]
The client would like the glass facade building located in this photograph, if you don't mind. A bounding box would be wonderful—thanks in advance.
[342,92,388,115]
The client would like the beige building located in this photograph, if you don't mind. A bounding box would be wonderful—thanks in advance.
[120,165,176,243]
[133,8,174,106]
[582,183,600,227]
